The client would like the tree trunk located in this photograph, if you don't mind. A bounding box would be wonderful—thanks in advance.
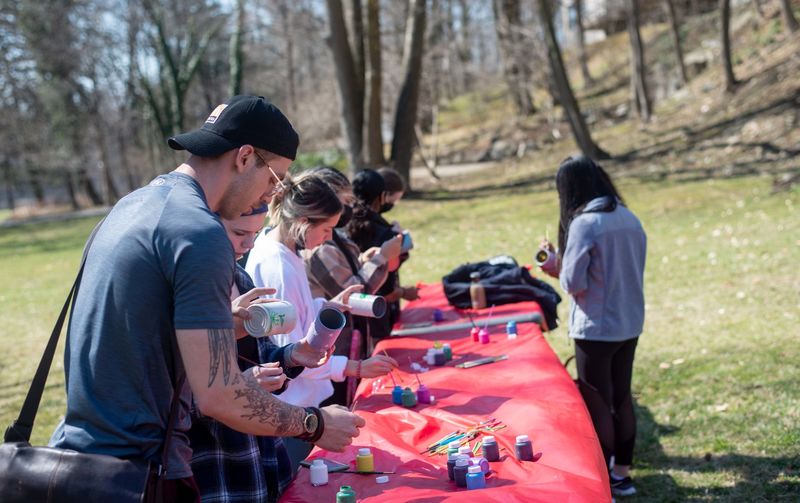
[493,0,535,116]
[325,0,365,174]
[28,168,46,206]
[664,0,688,85]
[720,0,738,93]
[390,0,427,188]
[751,0,765,19]
[278,2,298,110]
[779,0,799,33]
[65,170,80,210]
[346,0,366,96]
[364,0,385,166]
[626,0,652,122]
[3,161,16,212]
[456,0,472,93]
[575,0,594,86]
[229,0,245,97]
[536,0,610,160]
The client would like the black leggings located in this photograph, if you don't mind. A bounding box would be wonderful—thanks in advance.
[575,337,638,467]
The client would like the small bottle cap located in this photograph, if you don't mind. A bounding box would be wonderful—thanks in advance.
[468,466,482,474]
[430,396,435,403]
[483,435,496,444]
[376,475,389,484]
[358,448,371,456]
[312,459,325,466]
[443,343,451,348]
[433,341,442,349]
[470,271,481,279]
[458,445,472,455]
[448,440,461,449]
[455,457,470,467]
[435,348,444,355]
[516,434,530,443]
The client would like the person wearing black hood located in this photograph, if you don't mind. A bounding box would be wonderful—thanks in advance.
[346,168,418,340]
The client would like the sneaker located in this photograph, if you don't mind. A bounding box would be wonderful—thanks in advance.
[610,475,636,496]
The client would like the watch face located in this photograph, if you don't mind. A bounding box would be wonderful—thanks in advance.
[305,412,318,433]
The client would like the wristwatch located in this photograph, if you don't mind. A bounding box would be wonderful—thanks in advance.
[296,407,324,442]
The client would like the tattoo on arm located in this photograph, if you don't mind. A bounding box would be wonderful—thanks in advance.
[234,372,304,435]
[207,328,240,387]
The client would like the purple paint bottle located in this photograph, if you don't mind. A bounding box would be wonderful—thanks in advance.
[433,309,444,322]
[515,434,534,461]
[470,456,490,474]
[416,384,431,404]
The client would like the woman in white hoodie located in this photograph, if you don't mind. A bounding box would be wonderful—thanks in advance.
[245,172,398,408]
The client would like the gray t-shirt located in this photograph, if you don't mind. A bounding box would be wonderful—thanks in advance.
[50,172,235,479]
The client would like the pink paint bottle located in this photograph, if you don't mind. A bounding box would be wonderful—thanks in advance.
[478,328,490,344]
[471,327,480,342]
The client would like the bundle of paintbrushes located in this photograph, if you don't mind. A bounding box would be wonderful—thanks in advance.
[420,417,507,456]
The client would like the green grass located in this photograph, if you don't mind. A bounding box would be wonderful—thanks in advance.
[4,176,796,501]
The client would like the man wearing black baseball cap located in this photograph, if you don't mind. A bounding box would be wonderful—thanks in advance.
[50,96,365,501]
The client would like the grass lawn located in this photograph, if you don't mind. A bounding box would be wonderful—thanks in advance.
[0,173,797,501]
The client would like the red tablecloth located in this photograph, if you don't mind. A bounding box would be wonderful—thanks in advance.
[281,283,610,502]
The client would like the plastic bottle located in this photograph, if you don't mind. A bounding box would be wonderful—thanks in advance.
[447,440,461,459]
[482,435,500,462]
[401,387,417,407]
[447,450,458,481]
[442,343,452,361]
[515,434,534,461]
[356,448,374,472]
[309,459,328,486]
[469,272,487,310]
[336,485,356,503]
[470,456,490,474]
[454,456,470,487]
[466,465,486,490]
[506,321,518,339]
[458,445,472,457]
[471,326,480,342]
[416,384,431,404]
[391,385,403,405]
[478,328,490,344]
[433,349,446,366]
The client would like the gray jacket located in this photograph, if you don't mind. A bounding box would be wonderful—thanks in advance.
[560,197,647,342]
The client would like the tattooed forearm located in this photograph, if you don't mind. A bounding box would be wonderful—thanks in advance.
[234,372,305,436]
[207,328,239,387]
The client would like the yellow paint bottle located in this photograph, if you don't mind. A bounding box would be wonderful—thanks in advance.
[356,448,374,472]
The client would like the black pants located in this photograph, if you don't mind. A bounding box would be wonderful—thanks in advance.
[575,337,638,467]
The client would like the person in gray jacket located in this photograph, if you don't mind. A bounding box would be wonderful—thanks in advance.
[541,155,646,497]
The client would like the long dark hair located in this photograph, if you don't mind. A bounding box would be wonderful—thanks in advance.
[556,155,624,258]
[346,169,385,248]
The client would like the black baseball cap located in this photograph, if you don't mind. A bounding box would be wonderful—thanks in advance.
[168,95,299,160]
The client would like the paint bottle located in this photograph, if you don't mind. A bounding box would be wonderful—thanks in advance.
[478,328,490,344]
[356,448,374,472]
[506,321,518,339]
[391,385,403,405]
[416,384,431,404]
[309,459,328,486]
[433,349,446,366]
[458,444,472,459]
[447,450,459,481]
[401,387,417,407]
[466,465,486,490]
[482,435,500,462]
[433,309,444,322]
[447,440,461,459]
[471,326,480,342]
[454,455,470,487]
[442,343,452,361]
[470,456,490,474]
[425,348,437,366]
[469,272,487,310]
[433,341,443,349]
[515,434,534,461]
[336,485,356,503]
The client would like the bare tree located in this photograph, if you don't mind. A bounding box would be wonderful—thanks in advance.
[492,0,535,116]
[325,0,365,173]
[229,0,245,97]
[720,0,738,93]
[779,0,799,33]
[664,0,688,86]
[626,0,652,122]
[390,0,428,187]
[536,0,610,160]
[574,0,594,85]
[364,0,385,166]
[751,0,765,19]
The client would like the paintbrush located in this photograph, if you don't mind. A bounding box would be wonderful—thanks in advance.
[237,354,292,381]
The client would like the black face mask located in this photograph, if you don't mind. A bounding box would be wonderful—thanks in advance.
[336,205,353,228]
[379,202,394,214]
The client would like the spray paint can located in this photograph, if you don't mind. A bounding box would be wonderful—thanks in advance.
[244,301,297,338]
[478,328,490,344]
[454,456,470,487]
[401,387,417,407]
[347,293,387,318]
[471,326,480,342]
[515,434,534,461]
[466,465,486,490]
[305,307,346,351]
[506,321,518,339]
[356,448,374,472]
[309,459,328,486]
[442,343,452,361]
[391,385,403,405]
[416,384,431,404]
[336,485,356,503]
[482,435,500,462]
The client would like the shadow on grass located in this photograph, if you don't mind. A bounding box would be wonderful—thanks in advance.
[631,402,799,502]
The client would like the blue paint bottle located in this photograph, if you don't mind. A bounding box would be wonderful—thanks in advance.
[506,321,518,339]
[453,456,470,487]
[466,465,486,490]
[391,385,403,405]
